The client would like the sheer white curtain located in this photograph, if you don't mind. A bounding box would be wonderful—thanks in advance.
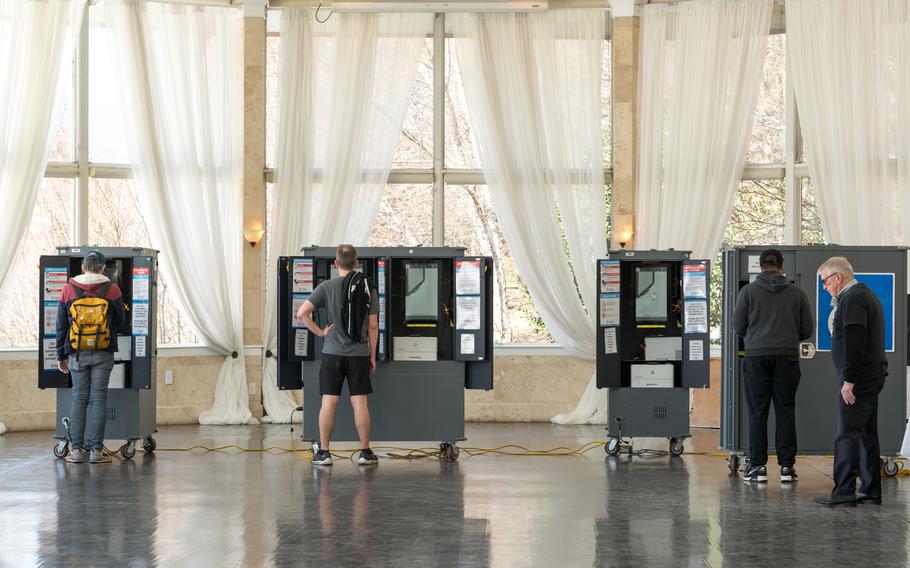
[261,9,431,422]
[788,0,910,455]
[636,0,772,260]
[788,0,910,246]
[0,0,86,435]
[108,1,253,424]
[450,9,607,423]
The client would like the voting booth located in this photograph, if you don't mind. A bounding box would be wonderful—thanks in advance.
[720,245,907,475]
[277,247,494,460]
[596,250,711,456]
[39,246,159,460]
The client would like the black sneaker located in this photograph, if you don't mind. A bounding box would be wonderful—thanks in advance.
[358,448,379,465]
[742,465,767,482]
[780,466,798,483]
[312,449,333,466]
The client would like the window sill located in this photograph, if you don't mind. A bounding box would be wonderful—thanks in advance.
[0,345,264,361]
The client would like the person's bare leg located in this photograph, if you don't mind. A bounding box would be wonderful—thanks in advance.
[351,395,371,449]
[319,395,340,451]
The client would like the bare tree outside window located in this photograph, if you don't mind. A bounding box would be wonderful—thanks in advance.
[88,179,200,346]
[0,180,73,348]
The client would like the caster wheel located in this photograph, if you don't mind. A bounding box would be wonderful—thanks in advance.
[53,441,69,459]
[142,437,156,454]
[728,455,740,475]
[440,442,459,462]
[120,442,136,460]
[883,459,900,477]
[669,438,684,457]
[606,437,621,456]
[446,444,460,462]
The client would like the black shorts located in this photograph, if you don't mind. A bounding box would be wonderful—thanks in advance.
[319,354,373,396]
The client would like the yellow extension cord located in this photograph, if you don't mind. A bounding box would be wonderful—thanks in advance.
[95,436,909,476]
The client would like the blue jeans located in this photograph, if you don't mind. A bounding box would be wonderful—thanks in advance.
[68,351,115,451]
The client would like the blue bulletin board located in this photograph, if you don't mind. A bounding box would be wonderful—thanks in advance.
[816,273,894,352]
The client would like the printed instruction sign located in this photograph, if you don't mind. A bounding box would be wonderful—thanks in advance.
[682,263,708,299]
[688,339,704,361]
[294,329,308,357]
[456,296,482,330]
[377,260,386,295]
[292,259,314,293]
[599,260,621,294]
[378,297,386,331]
[455,260,482,295]
[460,333,476,355]
[132,302,149,335]
[599,293,620,327]
[43,268,67,302]
[43,302,57,335]
[603,327,617,355]
[42,338,57,371]
[132,267,150,301]
[747,255,761,274]
[135,335,146,358]
[684,300,708,334]
[291,294,307,328]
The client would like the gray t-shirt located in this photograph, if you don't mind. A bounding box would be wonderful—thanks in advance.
[307,274,380,357]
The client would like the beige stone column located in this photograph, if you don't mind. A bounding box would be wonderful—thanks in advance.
[611,2,639,248]
[243,1,267,418]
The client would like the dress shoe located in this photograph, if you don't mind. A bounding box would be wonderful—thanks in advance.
[813,495,857,507]
[856,493,882,505]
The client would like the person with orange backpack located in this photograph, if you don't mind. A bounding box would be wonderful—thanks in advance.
[55,250,126,464]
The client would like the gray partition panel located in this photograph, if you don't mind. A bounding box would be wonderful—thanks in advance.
[302,361,466,443]
[721,246,907,455]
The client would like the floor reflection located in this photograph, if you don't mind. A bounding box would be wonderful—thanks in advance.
[273,460,489,567]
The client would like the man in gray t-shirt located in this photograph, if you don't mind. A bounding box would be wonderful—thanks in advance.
[296,244,380,467]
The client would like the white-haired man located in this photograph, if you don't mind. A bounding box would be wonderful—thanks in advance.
[814,257,887,507]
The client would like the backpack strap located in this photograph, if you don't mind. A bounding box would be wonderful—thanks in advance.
[98,282,113,302]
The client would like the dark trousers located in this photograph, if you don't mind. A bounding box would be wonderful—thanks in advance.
[833,375,886,498]
[743,355,801,467]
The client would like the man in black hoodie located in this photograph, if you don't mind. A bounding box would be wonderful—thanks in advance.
[733,248,813,483]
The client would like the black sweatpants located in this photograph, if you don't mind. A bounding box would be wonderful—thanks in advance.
[743,355,801,468]
[832,375,885,498]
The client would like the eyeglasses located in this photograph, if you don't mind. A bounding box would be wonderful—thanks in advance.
[821,272,841,285]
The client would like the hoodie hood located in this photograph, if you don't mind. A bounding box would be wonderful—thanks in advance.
[754,270,790,293]
[71,273,110,289]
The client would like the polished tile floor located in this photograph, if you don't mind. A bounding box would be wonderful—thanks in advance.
[0,423,907,567]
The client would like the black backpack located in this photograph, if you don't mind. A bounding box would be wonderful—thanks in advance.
[340,271,372,342]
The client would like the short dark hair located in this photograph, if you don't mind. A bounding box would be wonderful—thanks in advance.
[759,248,783,270]
[336,244,357,270]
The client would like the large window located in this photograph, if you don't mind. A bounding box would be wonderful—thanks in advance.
[0,8,203,348]
[746,33,785,164]
[369,184,434,247]
[264,14,612,345]
[445,185,552,343]
[801,178,825,245]
[0,180,74,348]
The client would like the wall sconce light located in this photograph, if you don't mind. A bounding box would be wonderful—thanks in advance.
[243,228,265,248]
[619,230,634,249]
[613,212,634,250]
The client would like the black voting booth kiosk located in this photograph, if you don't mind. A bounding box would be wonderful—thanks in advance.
[596,250,711,456]
[39,246,158,460]
[721,245,908,475]
[277,247,493,459]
